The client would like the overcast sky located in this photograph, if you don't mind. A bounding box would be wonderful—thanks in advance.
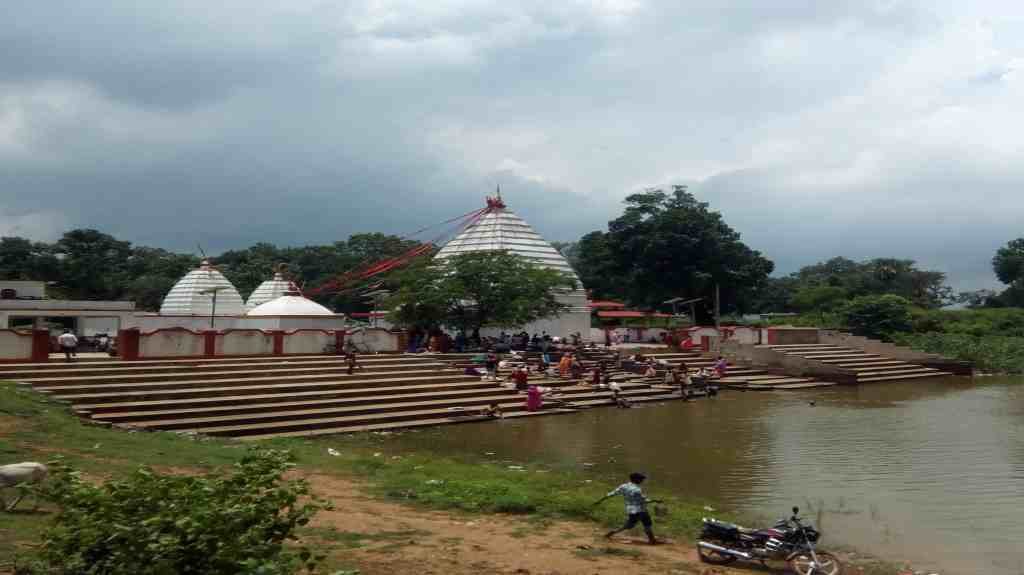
[2,1,1021,289]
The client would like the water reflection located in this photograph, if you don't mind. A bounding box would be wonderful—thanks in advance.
[385,377,1024,575]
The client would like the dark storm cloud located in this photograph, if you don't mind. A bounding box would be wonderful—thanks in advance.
[2,1,1022,290]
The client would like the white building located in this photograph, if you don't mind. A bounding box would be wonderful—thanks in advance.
[133,261,347,331]
[434,196,591,339]
[0,280,135,335]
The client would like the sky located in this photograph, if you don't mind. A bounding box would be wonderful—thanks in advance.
[1,1,1022,290]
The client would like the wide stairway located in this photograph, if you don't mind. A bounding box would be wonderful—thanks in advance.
[641,351,833,390]
[429,349,833,391]
[0,354,683,439]
[762,344,945,383]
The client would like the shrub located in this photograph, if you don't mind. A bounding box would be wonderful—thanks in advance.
[840,295,913,340]
[892,332,1024,373]
[23,449,329,575]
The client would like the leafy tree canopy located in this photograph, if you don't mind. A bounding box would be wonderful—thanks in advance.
[574,186,774,318]
[0,229,418,313]
[747,256,955,312]
[841,294,914,340]
[385,250,576,334]
[993,238,1024,286]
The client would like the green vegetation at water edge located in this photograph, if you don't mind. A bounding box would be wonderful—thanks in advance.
[891,332,1024,374]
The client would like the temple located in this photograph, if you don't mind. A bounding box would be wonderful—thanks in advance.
[434,195,590,338]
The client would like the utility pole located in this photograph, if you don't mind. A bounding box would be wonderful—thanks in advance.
[200,286,227,329]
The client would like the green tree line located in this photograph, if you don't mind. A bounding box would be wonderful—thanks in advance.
[0,230,418,313]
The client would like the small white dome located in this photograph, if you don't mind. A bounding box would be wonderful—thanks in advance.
[160,260,245,316]
[247,294,335,316]
[246,272,293,310]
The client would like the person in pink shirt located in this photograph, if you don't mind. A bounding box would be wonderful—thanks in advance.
[526,385,544,411]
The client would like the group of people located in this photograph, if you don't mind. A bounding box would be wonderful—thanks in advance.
[408,328,590,354]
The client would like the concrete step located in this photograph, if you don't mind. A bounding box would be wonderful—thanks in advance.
[0,354,432,372]
[9,364,453,386]
[29,370,475,395]
[107,386,667,432]
[832,360,908,368]
[853,365,940,377]
[0,357,445,381]
[71,381,508,413]
[797,352,880,360]
[857,371,948,383]
[38,374,487,403]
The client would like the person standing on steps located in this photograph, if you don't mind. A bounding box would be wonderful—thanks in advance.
[594,472,661,544]
[346,350,362,375]
[57,329,78,362]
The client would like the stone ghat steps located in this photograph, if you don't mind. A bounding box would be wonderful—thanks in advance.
[212,388,688,437]
[0,357,443,382]
[761,344,945,383]
[75,380,660,423]
[99,384,670,434]
[28,373,485,403]
[0,354,404,373]
[232,392,686,441]
[70,381,508,414]
[8,353,693,438]
[16,364,457,389]
[642,353,829,389]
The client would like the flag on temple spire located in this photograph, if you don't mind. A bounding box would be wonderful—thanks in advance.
[496,184,501,200]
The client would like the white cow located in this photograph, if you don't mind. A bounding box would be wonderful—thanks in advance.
[0,462,48,511]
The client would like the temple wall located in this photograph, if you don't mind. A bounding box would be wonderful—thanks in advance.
[0,330,33,360]
[347,328,401,352]
[283,331,334,354]
[139,328,205,357]
[216,330,275,356]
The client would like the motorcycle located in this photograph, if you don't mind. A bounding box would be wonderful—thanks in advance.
[697,506,842,575]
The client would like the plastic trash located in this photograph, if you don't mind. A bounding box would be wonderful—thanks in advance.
[327,448,341,457]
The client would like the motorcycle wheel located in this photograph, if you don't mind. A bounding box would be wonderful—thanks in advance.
[696,539,737,565]
[789,551,842,575]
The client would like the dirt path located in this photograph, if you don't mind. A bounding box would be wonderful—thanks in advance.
[305,473,761,575]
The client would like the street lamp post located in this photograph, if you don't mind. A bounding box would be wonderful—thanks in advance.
[199,286,228,329]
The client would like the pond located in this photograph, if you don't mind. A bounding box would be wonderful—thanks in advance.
[381,376,1024,574]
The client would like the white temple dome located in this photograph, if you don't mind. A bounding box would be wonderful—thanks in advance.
[160,260,245,316]
[246,271,293,310]
[247,292,334,316]
[434,197,582,288]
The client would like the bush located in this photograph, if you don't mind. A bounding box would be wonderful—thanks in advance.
[22,449,329,575]
[840,295,913,340]
[892,332,1024,373]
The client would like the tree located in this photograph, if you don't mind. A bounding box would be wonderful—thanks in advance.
[572,231,617,300]
[0,237,60,281]
[53,229,133,300]
[789,285,848,314]
[841,294,913,340]
[385,251,576,334]
[574,186,774,317]
[993,238,1024,287]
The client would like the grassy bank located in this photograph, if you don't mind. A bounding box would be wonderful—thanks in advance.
[891,332,1024,373]
[1,382,911,574]
[0,383,714,562]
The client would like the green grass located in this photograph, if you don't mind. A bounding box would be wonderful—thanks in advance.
[0,381,719,566]
[0,382,908,574]
[892,332,1024,373]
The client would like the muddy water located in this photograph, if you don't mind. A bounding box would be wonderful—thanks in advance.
[384,377,1024,574]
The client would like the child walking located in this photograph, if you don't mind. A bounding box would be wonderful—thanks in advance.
[593,472,661,544]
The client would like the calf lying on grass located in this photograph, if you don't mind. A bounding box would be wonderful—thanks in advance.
[0,462,48,511]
